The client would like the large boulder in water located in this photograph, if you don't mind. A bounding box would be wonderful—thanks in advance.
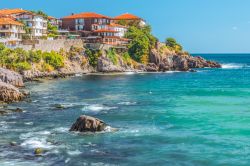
[70,115,108,132]
[0,68,24,87]
[0,81,24,103]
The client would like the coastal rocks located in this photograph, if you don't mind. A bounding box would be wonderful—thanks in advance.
[0,81,25,103]
[149,46,221,71]
[187,56,221,68]
[0,68,24,87]
[70,115,112,132]
[97,56,125,72]
[145,63,158,72]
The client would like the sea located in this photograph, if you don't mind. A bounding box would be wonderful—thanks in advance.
[0,54,250,166]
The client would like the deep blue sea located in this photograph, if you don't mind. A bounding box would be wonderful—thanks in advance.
[1,54,250,166]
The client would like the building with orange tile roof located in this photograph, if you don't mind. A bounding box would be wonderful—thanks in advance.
[62,12,129,46]
[113,13,146,27]
[0,17,25,46]
[0,8,47,38]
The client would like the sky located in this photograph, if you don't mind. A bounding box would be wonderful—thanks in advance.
[1,0,250,53]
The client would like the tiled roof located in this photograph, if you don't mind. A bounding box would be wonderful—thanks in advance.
[0,8,28,15]
[94,29,117,33]
[110,23,127,28]
[0,17,23,26]
[48,16,56,20]
[114,13,141,20]
[63,12,110,19]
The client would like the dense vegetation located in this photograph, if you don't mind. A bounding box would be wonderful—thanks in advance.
[0,43,64,72]
[125,25,157,64]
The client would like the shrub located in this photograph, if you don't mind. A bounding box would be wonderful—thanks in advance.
[13,62,32,71]
[41,62,54,72]
[165,38,183,52]
[28,50,42,63]
[42,51,64,69]
[85,49,102,67]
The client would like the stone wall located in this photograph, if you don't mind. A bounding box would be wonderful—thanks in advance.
[19,39,84,52]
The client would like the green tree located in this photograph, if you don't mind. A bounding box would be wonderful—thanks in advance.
[125,25,157,63]
[47,22,58,38]
[165,38,183,52]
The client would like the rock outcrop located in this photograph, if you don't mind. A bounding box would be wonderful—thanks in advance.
[70,115,108,132]
[0,68,24,87]
[97,56,125,72]
[0,81,25,103]
[149,45,221,72]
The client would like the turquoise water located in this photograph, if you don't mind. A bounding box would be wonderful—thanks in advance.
[1,54,250,166]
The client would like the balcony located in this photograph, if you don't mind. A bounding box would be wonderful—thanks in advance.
[0,28,25,33]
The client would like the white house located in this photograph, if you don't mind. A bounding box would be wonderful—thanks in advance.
[0,9,47,38]
[0,17,25,46]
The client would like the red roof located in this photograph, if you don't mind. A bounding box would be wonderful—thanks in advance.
[0,8,29,15]
[63,12,110,19]
[109,23,127,28]
[114,13,141,20]
[0,17,23,26]
[94,29,117,33]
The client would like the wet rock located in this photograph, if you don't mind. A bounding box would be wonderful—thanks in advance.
[34,148,44,156]
[10,141,17,146]
[12,108,23,113]
[0,110,8,115]
[53,104,65,110]
[0,68,24,87]
[0,81,24,103]
[70,115,109,132]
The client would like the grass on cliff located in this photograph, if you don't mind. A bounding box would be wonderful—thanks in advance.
[106,48,118,65]
[0,43,64,72]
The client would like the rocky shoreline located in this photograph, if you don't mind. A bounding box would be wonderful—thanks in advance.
[0,44,221,104]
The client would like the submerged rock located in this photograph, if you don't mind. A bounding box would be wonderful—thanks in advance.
[9,141,17,146]
[53,104,66,110]
[0,81,25,103]
[70,115,111,132]
[34,148,44,156]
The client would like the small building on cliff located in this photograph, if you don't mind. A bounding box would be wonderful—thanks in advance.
[61,12,129,47]
[113,13,146,27]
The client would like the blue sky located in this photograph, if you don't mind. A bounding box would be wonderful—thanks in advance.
[2,0,250,53]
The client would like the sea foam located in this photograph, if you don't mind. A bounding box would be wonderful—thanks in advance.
[82,104,117,112]
[221,63,246,69]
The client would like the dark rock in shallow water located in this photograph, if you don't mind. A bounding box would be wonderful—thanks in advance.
[53,104,66,110]
[0,110,8,115]
[70,115,112,132]
[9,141,17,146]
[34,148,44,156]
